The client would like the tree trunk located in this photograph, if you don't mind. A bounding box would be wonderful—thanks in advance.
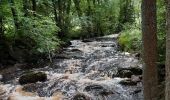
[73,0,84,32]
[64,0,71,34]
[73,0,82,19]
[142,0,158,100]
[166,0,170,100]
[32,0,36,17]
[9,0,20,33]
[57,0,64,37]
[23,0,30,17]
[0,14,3,37]
[0,2,4,40]
[52,0,59,27]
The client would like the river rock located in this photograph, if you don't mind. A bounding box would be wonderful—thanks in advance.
[72,93,90,100]
[82,39,93,43]
[70,49,82,52]
[117,70,133,78]
[117,67,142,77]
[119,79,137,86]
[0,75,3,81]
[0,85,7,99]
[19,72,47,85]
[53,54,71,59]
[129,67,142,75]
[84,84,113,96]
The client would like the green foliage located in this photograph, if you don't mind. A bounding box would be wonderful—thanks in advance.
[117,0,135,32]
[118,0,141,52]
[19,17,60,53]
[157,0,166,62]
[118,25,142,52]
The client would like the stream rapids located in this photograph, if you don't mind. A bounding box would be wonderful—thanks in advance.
[0,34,143,100]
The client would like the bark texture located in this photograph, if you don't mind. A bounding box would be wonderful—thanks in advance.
[166,0,170,100]
[141,0,158,100]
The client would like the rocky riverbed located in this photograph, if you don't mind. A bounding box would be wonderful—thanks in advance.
[0,34,143,100]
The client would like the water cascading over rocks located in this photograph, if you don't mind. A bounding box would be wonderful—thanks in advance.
[0,34,143,100]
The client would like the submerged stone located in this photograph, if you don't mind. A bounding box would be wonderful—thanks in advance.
[19,72,47,85]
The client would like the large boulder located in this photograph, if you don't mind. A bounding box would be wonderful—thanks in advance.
[19,72,47,85]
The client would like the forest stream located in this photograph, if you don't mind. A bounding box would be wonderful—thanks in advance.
[0,34,143,100]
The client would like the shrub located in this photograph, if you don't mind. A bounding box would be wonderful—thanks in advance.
[118,25,142,52]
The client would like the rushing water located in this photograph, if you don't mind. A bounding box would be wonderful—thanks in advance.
[0,34,143,100]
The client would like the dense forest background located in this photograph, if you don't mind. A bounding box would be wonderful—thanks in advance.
[0,0,166,74]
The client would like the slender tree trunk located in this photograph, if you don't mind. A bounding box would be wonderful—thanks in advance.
[32,0,36,17]
[57,0,64,37]
[86,0,92,34]
[52,0,59,27]
[9,0,20,33]
[23,0,30,17]
[0,15,3,37]
[166,0,170,100]
[64,0,71,34]
[0,1,4,47]
[142,0,158,100]
[73,0,82,19]
[73,0,84,32]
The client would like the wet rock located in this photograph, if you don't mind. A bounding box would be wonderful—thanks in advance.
[117,70,133,78]
[131,75,142,82]
[129,67,142,75]
[0,75,3,81]
[119,79,137,86]
[84,84,113,96]
[72,93,90,100]
[53,54,70,59]
[101,45,108,47]
[70,49,82,52]
[117,67,142,77]
[23,83,37,92]
[0,86,7,99]
[131,89,142,95]
[84,84,104,91]
[82,39,93,43]
[19,72,47,85]
[134,53,141,59]
[61,41,72,47]
[139,75,142,80]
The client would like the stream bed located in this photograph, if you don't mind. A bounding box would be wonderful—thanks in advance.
[0,34,143,100]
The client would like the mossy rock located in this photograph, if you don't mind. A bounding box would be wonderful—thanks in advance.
[19,72,47,85]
